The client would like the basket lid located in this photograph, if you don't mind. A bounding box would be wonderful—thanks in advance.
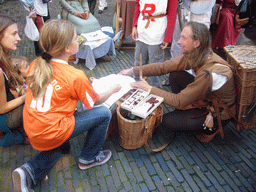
[224,45,256,71]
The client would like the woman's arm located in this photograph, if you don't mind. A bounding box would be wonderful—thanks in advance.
[81,0,89,12]
[0,70,25,115]
[81,0,90,19]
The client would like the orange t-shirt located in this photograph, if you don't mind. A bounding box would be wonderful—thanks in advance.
[23,60,99,151]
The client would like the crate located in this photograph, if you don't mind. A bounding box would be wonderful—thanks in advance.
[224,45,256,130]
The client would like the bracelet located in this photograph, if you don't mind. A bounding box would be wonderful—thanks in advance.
[15,87,21,93]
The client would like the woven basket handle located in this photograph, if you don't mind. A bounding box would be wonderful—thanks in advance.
[143,107,175,152]
[144,130,175,152]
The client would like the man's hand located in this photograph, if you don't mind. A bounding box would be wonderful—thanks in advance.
[235,16,249,26]
[130,78,152,92]
[74,11,83,18]
[132,26,138,40]
[161,41,169,49]
[119,68,134,76]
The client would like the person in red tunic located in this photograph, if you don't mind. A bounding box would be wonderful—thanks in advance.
[132,0,177,88]
[212,0,242,56]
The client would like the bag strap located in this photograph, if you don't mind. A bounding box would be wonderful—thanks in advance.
[212,95,224,138]
[143,106,176,152]
[144,130,176,152]
[211,93,245,130]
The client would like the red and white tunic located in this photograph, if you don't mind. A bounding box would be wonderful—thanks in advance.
[133,0,178,45]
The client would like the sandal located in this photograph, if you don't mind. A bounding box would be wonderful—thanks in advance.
[197,129,220,143]
[162,79,170,86]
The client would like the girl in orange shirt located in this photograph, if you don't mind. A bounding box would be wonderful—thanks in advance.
[12,19,120,192]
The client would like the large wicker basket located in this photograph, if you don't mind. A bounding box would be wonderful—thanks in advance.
[117,105,162,149]
[224,45,256,130]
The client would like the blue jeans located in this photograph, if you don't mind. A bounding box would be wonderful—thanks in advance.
[23,106,111,185]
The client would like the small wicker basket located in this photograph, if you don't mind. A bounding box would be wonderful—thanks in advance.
[117,105,162,149]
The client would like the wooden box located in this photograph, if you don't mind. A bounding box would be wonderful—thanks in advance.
[224,45,256,130]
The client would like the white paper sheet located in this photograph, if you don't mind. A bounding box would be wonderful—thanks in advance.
[91,74,135,108]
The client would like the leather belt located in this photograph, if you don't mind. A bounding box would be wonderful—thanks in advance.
[142,14,166,29]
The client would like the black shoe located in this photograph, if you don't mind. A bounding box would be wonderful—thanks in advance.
[98,7,107,14]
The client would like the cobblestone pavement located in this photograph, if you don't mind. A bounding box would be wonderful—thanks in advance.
[1,1,256,192]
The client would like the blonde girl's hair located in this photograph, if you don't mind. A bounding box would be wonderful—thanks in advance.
[27,19,75,99]
[0,15,24,88]
[11,55,28,76]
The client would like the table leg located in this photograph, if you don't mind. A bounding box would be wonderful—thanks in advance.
[104,55,112,61]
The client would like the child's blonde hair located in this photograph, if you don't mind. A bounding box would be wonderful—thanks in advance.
[10,55,28,78]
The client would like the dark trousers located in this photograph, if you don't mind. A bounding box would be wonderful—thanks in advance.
[160,71,230,136]
[88,0,96,15]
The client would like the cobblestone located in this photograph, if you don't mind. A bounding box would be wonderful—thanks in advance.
[130,161,144,183]
[178,156,195,175]
[110,165,122,189]
[166,161,184,183]
[140,167,156,191]
[192,165,212,187]
[206,163,226,185]
[180,169,200,192]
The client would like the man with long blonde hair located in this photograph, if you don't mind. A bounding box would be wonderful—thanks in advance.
[120,21,236,143]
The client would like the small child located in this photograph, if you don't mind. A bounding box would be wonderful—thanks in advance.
[10,56,29,98]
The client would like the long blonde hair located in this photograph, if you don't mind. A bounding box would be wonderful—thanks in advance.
[11,55,28,76]
[0,15,23,88]
[27,19,75,98]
